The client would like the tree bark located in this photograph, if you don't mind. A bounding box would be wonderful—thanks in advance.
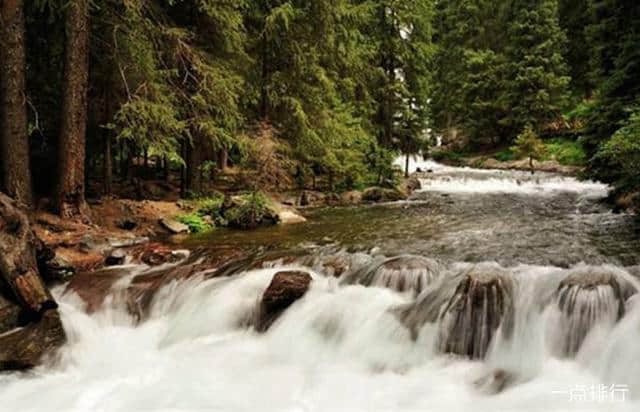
[217,148,228,172]
[405,154,410,178]
[186,138,202,194]
[0,0,32,207]
[57,0,89,218]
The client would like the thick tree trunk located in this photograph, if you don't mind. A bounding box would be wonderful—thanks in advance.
[57,0,89,218]
[0,0,32,207]
[186,138,202,194]
[0,193,66,370]
[0,193,55,314]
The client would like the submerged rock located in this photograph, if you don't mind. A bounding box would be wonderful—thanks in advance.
[344,255,441,296]
[474,369,518,395]
[105,249,127,266]
[437,264,513,359]
[257,271,313,332]
[554,267,635,356]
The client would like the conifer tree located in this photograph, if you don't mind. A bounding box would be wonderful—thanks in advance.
[502,0,570,136]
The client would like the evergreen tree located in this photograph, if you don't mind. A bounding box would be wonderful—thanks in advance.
[502,0,570,136]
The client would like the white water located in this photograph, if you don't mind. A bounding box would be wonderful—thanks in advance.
[1,264,639,411]
[2,160,639,411]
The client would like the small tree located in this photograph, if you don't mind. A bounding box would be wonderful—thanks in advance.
[512,125,547,174]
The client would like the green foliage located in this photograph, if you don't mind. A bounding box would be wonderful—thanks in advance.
[544,138,586,166]
[224,192,278,230]
[431,150,464,163]
[175,213,212,233]
[512,125,547,164]
[596,107,640,190]
[493,149,516,162]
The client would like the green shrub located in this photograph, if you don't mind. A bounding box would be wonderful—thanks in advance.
[224,192,279,229]
[544,138,586,166]
[196,192,225,216]
[431,150,464,162]
[175,213,212,233]
[493,149,516,162]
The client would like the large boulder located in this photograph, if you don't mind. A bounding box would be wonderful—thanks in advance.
[437,265,513,359]
[257,271,313,332]
[361,187,408,203]
[554,268,635,356]
[0,193,66,370]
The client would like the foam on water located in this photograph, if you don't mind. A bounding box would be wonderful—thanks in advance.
[1,264,639,411]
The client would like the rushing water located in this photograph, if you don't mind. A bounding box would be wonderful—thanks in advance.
[3,159,640,411]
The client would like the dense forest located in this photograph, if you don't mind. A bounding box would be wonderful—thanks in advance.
[1,0,639,217]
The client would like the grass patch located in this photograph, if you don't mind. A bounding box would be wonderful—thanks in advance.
[543,138,586,166]
[175,213,212,233]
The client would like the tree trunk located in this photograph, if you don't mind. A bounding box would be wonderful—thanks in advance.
[405,154,410,178]
[186,138,202,195]
[0,0,32,207]
[103,132,112,196]
[217,148,228,172]
[0,193,66,370]
[163,156,169,182]
[57,0,89,218]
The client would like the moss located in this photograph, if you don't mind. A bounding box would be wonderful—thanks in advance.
[175,213,213,233]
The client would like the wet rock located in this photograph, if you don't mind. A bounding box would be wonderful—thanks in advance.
[108,236,149,249]
[0,310,66,370]
[344,255,441,296]
[105,249,127,266]
[438,265,514,359]
[554,268,635,356]
[159,218,189,234]
[474,369,518,394]
[40,253,76,282]
[257,271,313,332]
[137,243,184,266]
[403,176,422,194]
[361,187,408,203]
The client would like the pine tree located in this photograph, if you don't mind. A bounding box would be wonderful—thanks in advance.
[502,0,570,136]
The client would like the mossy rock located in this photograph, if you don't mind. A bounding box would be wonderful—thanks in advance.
[223,193,280,230]
[361,187,408,203]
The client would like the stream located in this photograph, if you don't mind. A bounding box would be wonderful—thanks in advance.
[2,159,640,411]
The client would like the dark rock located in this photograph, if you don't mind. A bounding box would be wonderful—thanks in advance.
[117,219,138,231]
[0,310,66,370]
[257,271,313,332]
[438,265,513,359]
[106,249,127,266]
[40,253,76,282]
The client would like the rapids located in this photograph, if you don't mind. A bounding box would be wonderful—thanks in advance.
[3,158,640,411]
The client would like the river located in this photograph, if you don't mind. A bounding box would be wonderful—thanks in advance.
[2,159,640,411]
